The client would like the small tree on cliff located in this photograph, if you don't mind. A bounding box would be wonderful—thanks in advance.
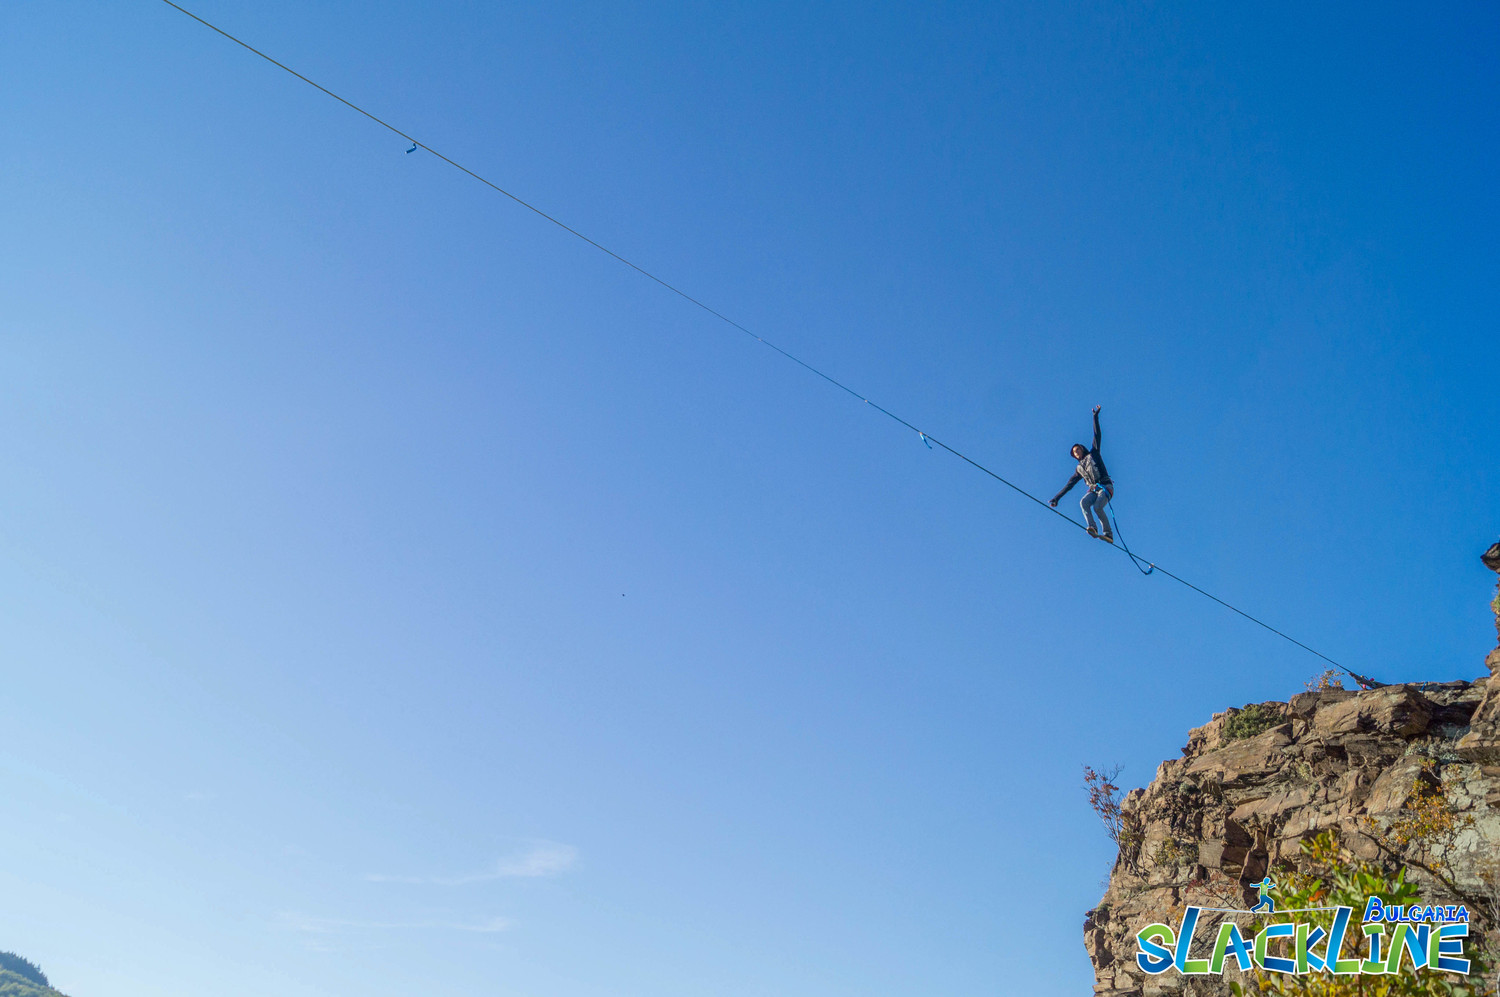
[1306,669,1346,692]
[1084,764,1143,866]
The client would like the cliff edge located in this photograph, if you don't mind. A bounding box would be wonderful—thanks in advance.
[1086,542,1500,996]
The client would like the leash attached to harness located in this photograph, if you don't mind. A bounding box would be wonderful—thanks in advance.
[1103,493,1155,575]
[1085,482,1153,575]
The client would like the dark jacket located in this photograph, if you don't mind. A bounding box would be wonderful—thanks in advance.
[1052,410,1111,503]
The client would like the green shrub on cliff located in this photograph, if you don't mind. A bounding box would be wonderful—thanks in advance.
[1223,703,1283,741]
[1228,832,1492,997]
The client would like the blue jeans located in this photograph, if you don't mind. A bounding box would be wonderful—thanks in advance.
[1081,484,1112,537]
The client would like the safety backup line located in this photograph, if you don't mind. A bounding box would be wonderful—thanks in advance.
[156,0,1351,675]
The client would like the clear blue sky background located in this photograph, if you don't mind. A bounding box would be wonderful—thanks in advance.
[1,2,1497,995]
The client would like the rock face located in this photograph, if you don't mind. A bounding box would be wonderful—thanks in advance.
[1454,542,1500,764]
[1085,544,1500,996]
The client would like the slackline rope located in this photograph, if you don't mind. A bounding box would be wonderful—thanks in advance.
[155,0,1350,675]
[1190,907,1344,915]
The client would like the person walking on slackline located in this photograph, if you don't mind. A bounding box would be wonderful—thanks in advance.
[1049,405,1114,543]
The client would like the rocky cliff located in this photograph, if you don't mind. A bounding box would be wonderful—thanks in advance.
[1085,542,1500,996]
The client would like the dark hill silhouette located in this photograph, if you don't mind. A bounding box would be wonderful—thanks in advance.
[0,954,46,989]
[0,952,66,997]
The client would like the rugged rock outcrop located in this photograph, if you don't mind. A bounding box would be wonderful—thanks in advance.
[1086,544,1500,996]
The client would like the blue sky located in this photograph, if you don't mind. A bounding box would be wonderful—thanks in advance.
[1,2,1497,995]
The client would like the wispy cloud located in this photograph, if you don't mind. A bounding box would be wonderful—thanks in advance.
[366,840,578,885]
[276,912,513,934]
